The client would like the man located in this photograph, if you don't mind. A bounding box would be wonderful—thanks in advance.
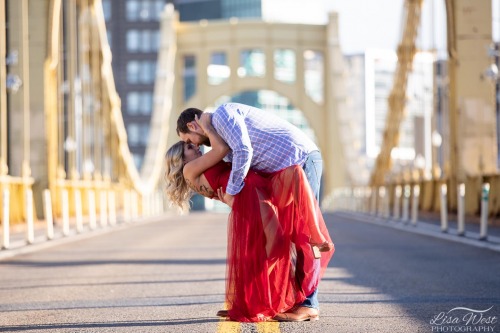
[177,102,324,321]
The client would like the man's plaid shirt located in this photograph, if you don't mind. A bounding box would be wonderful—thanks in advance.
[211,103,318,196]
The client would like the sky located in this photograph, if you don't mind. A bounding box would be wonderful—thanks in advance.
[265,0,500,57]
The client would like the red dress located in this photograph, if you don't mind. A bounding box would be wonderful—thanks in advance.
[204,161,334,322]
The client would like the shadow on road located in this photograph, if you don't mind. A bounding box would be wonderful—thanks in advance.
[0,318,220,332]
[323,212,500,329]
[0,258,227,267]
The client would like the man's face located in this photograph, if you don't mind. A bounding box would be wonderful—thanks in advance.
[179,121,209,147]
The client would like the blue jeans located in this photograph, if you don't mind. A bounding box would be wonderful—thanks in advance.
[299,150,323,309]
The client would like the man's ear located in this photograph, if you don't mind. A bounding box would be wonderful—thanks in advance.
[187,121,197,132]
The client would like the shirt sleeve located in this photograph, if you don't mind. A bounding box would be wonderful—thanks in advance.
[212,106,253,195]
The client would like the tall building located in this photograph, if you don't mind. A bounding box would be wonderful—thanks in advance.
[102,0,167,170]
[343,49,435,183]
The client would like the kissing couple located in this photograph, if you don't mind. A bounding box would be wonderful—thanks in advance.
[164,102,334,322]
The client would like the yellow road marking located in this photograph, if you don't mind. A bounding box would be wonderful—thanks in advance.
[256,321,281,333]
[215,301,281,333]
[217,320,240,333]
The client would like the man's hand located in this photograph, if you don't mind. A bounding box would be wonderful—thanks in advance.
[195,113,212,134]
[217,187,234,208]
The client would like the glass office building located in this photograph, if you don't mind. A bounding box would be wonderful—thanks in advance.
[174,0,261,21]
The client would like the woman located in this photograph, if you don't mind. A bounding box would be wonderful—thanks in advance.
[164,114,334,322]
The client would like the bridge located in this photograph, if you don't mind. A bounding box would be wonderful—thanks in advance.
[0,0,500,331]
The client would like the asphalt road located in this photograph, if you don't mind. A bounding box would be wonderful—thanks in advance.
[0,212,499,333]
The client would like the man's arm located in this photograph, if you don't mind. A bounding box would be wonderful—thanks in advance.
[212,106,253,196]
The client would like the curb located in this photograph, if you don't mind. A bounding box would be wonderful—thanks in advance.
[334,211,500,253]
[0,214,172,261]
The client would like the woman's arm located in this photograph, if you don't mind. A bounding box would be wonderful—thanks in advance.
[183,113,230,180]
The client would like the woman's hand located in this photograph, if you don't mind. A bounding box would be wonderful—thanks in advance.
[195,113,212,134]
[217,187,234,208]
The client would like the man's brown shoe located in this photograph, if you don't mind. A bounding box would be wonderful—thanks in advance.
[273,306,319,322]
[216,309,229,317]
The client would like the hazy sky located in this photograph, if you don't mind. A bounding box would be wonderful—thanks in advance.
[322,0,449,55]
[265,0,499,56]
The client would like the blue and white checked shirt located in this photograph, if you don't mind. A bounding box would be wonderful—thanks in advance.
[211,103,318,195]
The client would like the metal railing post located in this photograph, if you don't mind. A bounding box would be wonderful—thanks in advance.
[402,185,410,222]
[43,189,54,240]
[384,187,390,219]
[457,183,465,236]
[411,185,420,226]
[440,184,448,232]
[479,183,490,241]
[393,185,401,219]
[364,187,371,213]
[378,187,385,217]
[25,188,34,244]
[61,189,70,236]
[370,187,377,215]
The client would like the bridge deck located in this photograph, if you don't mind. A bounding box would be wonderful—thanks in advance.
[0,212,499,333]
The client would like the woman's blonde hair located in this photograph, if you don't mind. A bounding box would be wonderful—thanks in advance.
[164,141,192,211]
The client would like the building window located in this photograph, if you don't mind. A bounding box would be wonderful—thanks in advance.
[139,61,156,84]
[126,30,140,52]
[127,0,165,21]
[139,92,153,115]
[139,0,152,20]
[127,61,140,83]
[183,55,196,101]
[208,52,230,85]
[222,0,261,18]
[127,30,158,53]
[140,30,151,52]
[153,0,165,20]
[274,49,296,83]
[127,92,140,115]
[127,123,141,145]
[127,61,156,84]
[304,50,324,104]
[126,0,139,21]
[152,31,160,51]
[238,49,265,78]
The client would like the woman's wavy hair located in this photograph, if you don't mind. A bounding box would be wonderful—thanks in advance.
[164,141,192,211]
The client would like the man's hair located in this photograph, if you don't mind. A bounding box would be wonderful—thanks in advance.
[176,108,203,135]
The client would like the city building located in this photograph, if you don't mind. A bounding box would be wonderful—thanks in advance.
[343,49,435,183]
[102,0,166,170]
